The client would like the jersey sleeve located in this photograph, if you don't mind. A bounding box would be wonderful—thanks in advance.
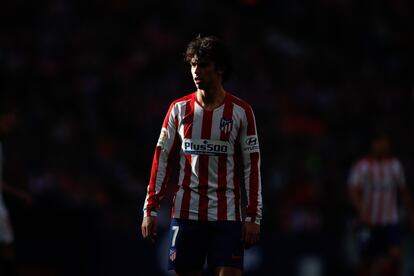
[393,159,406,188]
[348,161,366,188]
[239,105,262,225]
[348,165,359,188]
[143,102,180,217]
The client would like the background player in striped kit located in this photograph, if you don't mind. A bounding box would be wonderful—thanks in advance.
[0,101,32,276]
[348,132,414,276]
[141,35,262,275]
[0,103,18,276]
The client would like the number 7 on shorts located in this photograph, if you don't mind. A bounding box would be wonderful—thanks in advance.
[171,225,179,247]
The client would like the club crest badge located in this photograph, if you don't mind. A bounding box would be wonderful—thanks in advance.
[169,249,177,262]
[220,117,233,134]
[157,128,168,148]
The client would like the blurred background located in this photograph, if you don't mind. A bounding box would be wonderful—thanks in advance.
[1,0,414,275]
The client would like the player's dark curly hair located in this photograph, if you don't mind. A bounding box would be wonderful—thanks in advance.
[184,35,233,81]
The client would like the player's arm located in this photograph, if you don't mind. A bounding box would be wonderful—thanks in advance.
[239,105,262,247]
[348,162,369,225]
[141,102,179,241]
[349,185,367,226]
[349,186,363,216]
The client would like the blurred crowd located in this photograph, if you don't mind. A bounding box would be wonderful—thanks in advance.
[1,0,414,275]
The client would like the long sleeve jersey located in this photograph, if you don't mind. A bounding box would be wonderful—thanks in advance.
[348,155,406,226]
[143,92,262,224]
[0,141,15,243]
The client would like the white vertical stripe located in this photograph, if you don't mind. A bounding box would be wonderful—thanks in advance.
[226,161,236,221]
[256,156,263,223]
[173,152,187,218]
[206,107,224,220]
[188,161,201,221]
[243,151,252,209]
[192,102,203,138]
[394,159,406,187]
[155,152,169,193]
[177,100,189,139]
[188,103,203,220]
[209,105,224,138]
[388,161,399,224]
[383,163,392,224]
[369,163,378,224]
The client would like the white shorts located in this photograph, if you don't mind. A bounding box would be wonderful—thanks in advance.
[0,196,14,243]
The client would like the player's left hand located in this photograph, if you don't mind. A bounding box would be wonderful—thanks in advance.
[242,222,260,249]
[141,216,157,243]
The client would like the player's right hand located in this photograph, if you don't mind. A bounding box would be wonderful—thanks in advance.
[141,216,157,243]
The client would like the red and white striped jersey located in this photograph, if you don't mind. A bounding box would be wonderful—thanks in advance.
[143,92,262,224]
[348,156,406,226]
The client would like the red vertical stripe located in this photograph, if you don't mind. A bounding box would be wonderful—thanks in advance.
[217,101,233,220]
[375,190,384,225]
[247,152,260,222]
[365,190,373,224]
[180,99,194,219]
[169,117,181,217]
[386,161,395,222]
[365,161,374,224]
[375,163,385,224]
[198,109,213,221]
[147,146,162,215]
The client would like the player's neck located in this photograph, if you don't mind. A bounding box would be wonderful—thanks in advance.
[371,153,389,161]
[196,86,226,111]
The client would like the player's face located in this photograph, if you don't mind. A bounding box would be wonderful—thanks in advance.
[371,136,390,157]
[190,56,222,90]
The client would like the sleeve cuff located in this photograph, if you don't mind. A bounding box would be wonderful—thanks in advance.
[143,210,158,217]
[245,216,261,225]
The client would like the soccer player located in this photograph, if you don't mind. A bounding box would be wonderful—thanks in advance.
[348,133,414,276]
[141,35,262,276]
[0,104,18,275]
